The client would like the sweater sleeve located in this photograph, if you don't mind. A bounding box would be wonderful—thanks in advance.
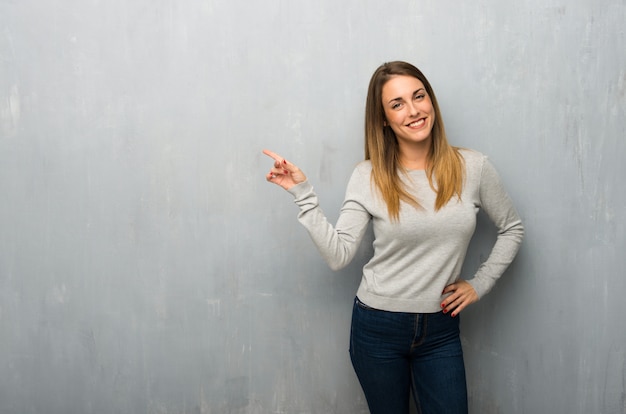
[467,157,524,298]
[287,170,372,271]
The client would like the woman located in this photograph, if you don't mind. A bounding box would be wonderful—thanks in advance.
[263,61,523,414]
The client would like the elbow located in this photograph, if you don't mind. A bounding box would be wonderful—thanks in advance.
[498,220,524,245]
[323,250,352,271]
[316,237,359,271]
[502,219,524,237]
[513,223,525,257]
[328,261,348,271]
[511,221,525,244]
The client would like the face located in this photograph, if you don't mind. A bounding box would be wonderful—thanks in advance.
[381,75,435,147]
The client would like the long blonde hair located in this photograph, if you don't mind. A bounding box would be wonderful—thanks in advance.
[364,61,465,220]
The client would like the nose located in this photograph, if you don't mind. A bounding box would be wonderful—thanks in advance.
[407,101,419,117]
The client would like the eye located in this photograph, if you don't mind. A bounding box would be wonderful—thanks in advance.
[414,94,425,101]
[391,102,403,110]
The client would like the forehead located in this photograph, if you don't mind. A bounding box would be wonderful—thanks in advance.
[381,75,425,100]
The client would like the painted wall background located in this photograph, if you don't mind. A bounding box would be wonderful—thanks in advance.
[0,0,624,413]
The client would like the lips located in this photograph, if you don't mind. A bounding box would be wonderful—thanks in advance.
[406,118,426,128]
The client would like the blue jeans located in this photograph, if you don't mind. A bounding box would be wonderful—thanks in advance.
[349,297,468,414]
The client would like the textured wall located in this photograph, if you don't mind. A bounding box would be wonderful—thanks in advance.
[0,0,624,413]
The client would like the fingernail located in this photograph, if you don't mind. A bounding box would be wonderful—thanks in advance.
[451,313,456,317]
[442,309,447,314]
[441,303,445,308]
[284,169,289,174]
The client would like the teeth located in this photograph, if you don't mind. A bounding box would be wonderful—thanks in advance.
[408,119,425,127]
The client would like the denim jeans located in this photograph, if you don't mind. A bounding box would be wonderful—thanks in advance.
[349,297,468,414]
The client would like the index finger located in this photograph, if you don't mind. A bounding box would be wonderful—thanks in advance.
[442,283,457,295]
[262,149,283,163]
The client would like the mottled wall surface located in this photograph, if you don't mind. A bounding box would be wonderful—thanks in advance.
[0,1,624,413]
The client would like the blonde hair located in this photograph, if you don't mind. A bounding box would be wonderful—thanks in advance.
[364,61,465,220]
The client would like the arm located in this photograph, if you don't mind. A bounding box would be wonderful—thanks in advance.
[442,156,524,316]
[288,176,371,270]
[469,157,525,297]
[264,150,371,270]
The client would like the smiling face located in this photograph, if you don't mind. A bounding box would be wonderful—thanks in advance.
[381,75,436,148]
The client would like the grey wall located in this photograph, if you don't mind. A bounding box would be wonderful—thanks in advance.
[1,0,624,413]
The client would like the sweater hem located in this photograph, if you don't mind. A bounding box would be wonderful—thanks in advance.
[356,286,443,314]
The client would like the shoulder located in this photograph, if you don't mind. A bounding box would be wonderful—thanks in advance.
[351,160,373,179]
[456,148,495,188]
[457,147,486,163]
[457,149,507,191]
[457,148,488,173]
[355,160,372,172]
[345,161,372,192]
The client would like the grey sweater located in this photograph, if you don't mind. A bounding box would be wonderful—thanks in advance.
[287,149,524,313]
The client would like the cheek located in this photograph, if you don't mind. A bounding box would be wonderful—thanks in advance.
[427,102,436,117]
[423,104,435,122]
[384,111,402,126]
[388,123,405,137]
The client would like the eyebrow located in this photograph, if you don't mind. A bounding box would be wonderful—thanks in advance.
[387,88,426,104]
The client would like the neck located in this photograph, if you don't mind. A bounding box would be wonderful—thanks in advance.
[398,139,431,170]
